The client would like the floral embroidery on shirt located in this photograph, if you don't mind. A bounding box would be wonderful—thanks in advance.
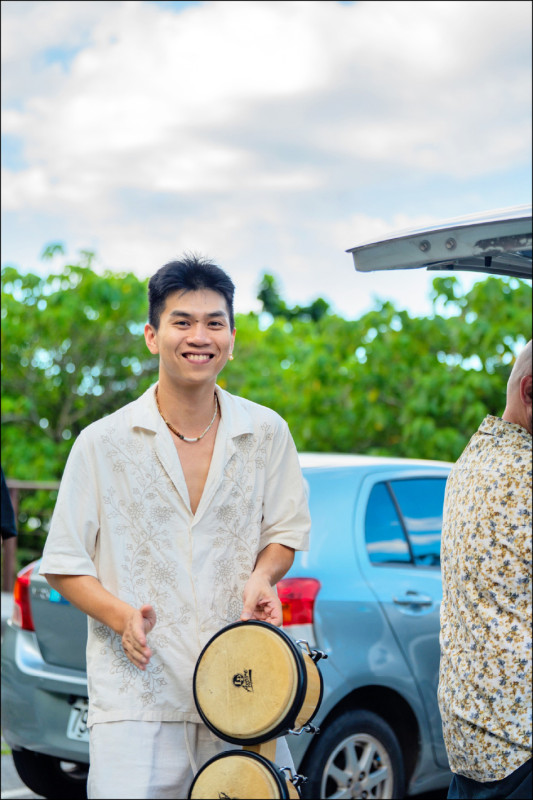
[209,428,272,625]
[100,428,193,698]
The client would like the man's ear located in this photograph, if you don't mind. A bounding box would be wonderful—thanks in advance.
[144,323,159,354]
[520,374,532,406]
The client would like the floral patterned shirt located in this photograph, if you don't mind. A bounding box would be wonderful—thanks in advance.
[438,415,532,781]
[40,384,310,727]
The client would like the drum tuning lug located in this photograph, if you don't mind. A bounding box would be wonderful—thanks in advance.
[288,725,306,736]
[311,649,327,663]
[304,723,320,735]
[289,722,320,736]
[296,640,328,662]
[295,639,313,656]
[281,767,308,788]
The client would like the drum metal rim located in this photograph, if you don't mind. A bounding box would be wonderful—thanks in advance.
[188,749,293,800]
[193,620,308,745]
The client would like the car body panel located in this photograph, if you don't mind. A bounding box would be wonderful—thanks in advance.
[346,205,532,278]
[1,623,89,763]
[284,459,452,792]
[354,469,450,769]
[30,572,88,671]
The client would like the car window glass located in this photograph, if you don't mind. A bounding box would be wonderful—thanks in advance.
[389,479,447,567]
[365,482,411,565]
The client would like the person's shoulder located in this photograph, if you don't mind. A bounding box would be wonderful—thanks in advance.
[76,391,150,444]
[219,388,288,430]
[454,415,530,476]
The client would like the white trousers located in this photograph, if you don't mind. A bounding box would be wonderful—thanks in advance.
[88,720,294,799]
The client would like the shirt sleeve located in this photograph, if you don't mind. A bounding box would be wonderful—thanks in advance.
[39,430,100,578]
[259,418,311,553]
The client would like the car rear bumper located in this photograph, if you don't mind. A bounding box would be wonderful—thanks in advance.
[1,621,89,763]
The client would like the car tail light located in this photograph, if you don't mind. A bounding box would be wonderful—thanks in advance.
[12,562,36,631]
[278,577,321,626]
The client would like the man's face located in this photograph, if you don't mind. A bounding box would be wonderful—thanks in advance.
[144,289,236,386]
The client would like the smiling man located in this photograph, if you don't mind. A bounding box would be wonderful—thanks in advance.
[39,254,311,799]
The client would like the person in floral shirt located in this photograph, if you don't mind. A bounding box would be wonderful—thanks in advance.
[438,339,532,799]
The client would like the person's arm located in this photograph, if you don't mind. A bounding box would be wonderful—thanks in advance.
[44,573,156,671]
[1,468,17,541]
[240,542,295,626]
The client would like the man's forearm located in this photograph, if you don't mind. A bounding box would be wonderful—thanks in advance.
[252,543,295,585]
[44,573,133,636]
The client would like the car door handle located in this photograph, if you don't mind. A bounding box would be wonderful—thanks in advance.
[392,592,433,607]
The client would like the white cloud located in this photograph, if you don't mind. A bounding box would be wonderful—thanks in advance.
[1,0,531,319]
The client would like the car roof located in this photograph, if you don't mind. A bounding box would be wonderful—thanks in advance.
[298,452,452,469]
[346,204,532,279]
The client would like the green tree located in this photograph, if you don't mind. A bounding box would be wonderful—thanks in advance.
[258,273,330,322]
[1,246,156,566]
[226,275,531,461]
[2,246,155,472]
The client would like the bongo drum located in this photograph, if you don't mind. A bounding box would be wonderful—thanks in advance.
[193,620,324,745]
[188,750,303,799]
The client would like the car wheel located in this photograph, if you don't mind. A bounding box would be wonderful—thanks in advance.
[300,709,405,799]
[12,748,88,800]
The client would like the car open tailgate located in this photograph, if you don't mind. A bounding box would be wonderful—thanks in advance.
[347,205,532,279]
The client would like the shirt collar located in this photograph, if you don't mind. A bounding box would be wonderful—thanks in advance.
[479,414,532,443]
[128,382,255,439]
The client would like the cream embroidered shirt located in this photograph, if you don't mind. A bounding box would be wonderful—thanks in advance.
[40,384,311,727]
[438,415,532,781]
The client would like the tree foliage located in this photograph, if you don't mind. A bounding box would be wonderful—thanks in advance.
[1,246,531,571]
[1,247,156,477]
[258,273,330,322]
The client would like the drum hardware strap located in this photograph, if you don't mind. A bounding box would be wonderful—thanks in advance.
[281,767,308,789]
[296,639,328,663]
[288,722,320,736]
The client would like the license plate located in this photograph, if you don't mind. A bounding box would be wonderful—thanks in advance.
[66,698,89,742]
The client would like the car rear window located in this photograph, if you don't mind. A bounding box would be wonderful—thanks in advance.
[364,482,411,564]
[389,479,446,567]
[365,478,447,567]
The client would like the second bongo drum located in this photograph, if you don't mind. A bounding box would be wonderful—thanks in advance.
[193,620,323,745]
[188,750,302,799]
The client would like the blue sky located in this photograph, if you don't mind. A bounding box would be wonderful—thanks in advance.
[1,0,531,319]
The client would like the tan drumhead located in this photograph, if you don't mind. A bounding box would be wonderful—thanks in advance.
[195,623,298,739]
[189,752,287,799]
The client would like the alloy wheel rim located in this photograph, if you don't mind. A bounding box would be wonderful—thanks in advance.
[320,731,394,799]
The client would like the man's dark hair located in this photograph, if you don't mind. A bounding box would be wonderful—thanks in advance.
[148,253,235,330]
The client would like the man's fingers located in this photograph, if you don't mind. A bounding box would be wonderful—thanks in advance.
[140,604,156,630]
[122,606,156,669]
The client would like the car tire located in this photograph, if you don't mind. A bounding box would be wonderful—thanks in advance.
[300,709,405,800]
[12,748,88,800]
